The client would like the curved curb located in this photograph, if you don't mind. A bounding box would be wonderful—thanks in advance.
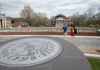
[84,53,100,59]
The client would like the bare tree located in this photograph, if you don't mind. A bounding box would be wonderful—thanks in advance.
[20,5,37,26]
[71,8,100,27]
[20,5,49,27]
[84,8,95,25]
[95,8,100,26]
[71,12,87,26]
[37,13,49,26]
[96,8,100,20]
[0,5,2,13]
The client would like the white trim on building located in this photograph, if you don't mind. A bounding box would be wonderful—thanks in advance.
[0,14,6,28]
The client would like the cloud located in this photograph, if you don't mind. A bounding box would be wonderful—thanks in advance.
[87,0,100,8]
[0,0,100,18]
[50,0,100,16]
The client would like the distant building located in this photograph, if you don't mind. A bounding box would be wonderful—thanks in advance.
[14,21,28,27]
[0,14,6,28]
[7,17,28,27]
[0,14,28,28]
[6,17,12,27]
[52,14,72,27]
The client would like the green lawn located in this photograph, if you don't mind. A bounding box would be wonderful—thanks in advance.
[88,59,100,70]
[0,28,11,30]
[95,26,100,30]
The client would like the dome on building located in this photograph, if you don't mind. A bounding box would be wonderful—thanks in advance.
[55,14,66,18]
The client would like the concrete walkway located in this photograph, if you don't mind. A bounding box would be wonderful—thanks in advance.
[0,35,100,59]
[0,36,92,70]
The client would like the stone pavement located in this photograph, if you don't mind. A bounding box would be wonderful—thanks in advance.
[0,35,100,54]
[0,36,91,70]
[60,36,100,54]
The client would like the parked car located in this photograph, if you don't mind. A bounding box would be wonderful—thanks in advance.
[89,25,95,27]
[7,26,12,29]
[17,26,21,28]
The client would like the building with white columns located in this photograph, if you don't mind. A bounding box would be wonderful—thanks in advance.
[52,14,72,27]
[0,14,6,28]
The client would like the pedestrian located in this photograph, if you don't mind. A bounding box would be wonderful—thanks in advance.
[71,24,75,36]
[62,24,68,36]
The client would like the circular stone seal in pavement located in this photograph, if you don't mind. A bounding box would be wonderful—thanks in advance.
[0,36,92,70]
[0,37,62,67]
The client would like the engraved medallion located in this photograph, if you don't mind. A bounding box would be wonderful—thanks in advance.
[0,37,62,67]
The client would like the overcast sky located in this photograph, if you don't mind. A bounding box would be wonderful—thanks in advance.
[0,0,100,18]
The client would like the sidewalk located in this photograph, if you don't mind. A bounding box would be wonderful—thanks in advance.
[0,35,100,38]
[0,35,100,59]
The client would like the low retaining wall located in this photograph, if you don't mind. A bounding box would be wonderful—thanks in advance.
[0,27,96,32]
[0,32,96,36]
[96,30,100,36]
[0,27,97,36]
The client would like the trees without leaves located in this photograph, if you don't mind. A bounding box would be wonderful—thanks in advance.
[20,5,37,26]
[20,5,49,27]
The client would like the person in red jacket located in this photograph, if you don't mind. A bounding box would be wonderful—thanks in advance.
[71,24,75,36]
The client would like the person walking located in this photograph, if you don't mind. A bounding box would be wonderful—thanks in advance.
[71,24,75,36]
[62,24,68,36]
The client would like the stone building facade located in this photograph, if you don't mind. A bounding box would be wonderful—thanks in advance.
[0,14,6,28]
[0,14,28,28]
[10,18,28,27]
[6,18,12,27]
[52,14,72,27]
[6,18,28,27]
[14,21,28,27]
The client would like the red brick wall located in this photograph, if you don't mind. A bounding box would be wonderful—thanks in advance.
[14,21,28,27]
[0,32,97,36]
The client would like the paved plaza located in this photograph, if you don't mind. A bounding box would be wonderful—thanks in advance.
[0,36,92,70]
[0,35,100,52]
[61,36,100,54]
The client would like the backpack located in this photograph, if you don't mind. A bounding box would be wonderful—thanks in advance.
[74,28,77,34]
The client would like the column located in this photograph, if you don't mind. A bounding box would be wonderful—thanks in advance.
[1,19,3,28]
[52,20,54,25]
[4,19,6,28]
[2,19,4,28]
[53,20,55,25]
[0,19,1,28]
